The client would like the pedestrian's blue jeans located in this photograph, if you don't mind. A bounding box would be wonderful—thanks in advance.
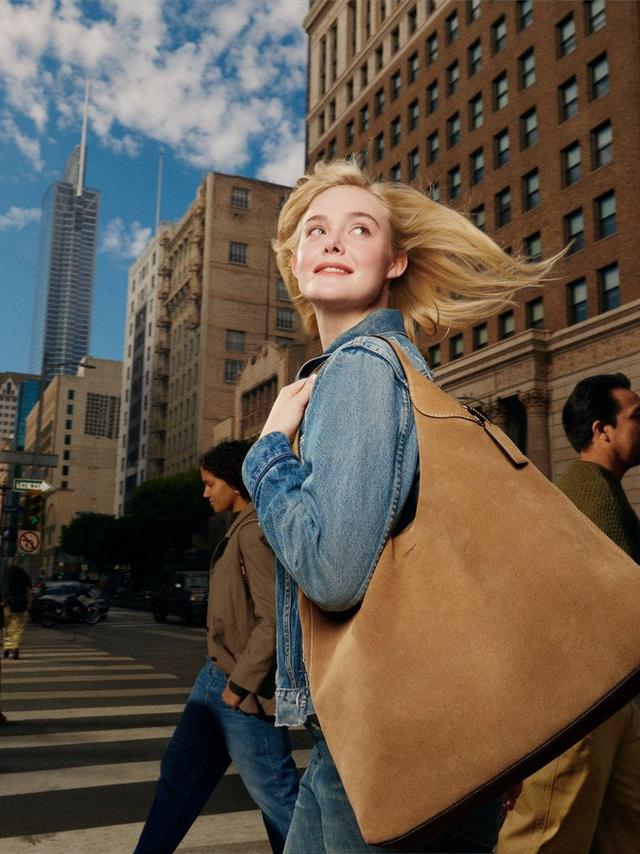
[135,660,299,854]
[284,727,502,854]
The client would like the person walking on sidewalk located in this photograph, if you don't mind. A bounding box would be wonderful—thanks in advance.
[242,159,558,853]
[2,564,32,660]
[135,441,298,854]
[498,373,640,854]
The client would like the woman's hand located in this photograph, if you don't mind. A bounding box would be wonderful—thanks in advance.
[259,375,317,442]
[221,684,242,709]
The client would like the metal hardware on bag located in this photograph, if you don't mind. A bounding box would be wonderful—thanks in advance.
[463,404,487,424]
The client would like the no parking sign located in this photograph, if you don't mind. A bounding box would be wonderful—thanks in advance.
[17,530,41,554]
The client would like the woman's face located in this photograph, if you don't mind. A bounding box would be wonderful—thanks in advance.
[200,467,237,513]
[291,185,407,316]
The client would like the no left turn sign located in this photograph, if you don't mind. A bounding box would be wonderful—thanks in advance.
[17,530,41,554]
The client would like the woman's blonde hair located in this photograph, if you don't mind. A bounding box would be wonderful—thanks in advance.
[274,158,560,341]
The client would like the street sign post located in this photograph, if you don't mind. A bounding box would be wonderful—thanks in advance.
[13,479,53,493]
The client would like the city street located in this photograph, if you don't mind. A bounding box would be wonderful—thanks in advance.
[0,607,311,853]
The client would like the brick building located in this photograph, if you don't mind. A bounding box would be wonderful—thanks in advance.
[303,0,640,507]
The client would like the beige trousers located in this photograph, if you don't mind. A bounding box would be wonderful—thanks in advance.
[3,607,28,651]
[497,702,640,854]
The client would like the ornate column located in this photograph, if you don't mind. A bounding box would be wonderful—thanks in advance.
[521,389,551,478]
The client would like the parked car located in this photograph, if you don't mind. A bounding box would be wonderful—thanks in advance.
[30,581,110,626]
[151,571,209,625]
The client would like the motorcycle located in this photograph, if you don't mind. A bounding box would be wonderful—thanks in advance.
[37,593,101,627]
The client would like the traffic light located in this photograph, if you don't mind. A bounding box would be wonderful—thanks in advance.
[27,493,43,530]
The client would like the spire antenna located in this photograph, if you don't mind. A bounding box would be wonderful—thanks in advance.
[77,75,90,196]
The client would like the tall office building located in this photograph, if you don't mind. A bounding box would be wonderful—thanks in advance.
[304,0,640,507]
[29,131,100,381]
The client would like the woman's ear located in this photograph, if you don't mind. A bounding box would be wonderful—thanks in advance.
[387,251,408,280]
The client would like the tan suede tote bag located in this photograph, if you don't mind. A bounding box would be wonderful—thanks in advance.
[299,337,640,851]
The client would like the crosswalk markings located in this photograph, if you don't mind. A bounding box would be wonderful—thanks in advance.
[3,672,179,684]
[7,704,186,722]
[0,726,177,749]
[6,664,155,672]
[3,686,190,700]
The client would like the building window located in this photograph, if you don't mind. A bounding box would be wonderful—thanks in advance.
[565,208,585,254]
[470,147,484,185]
[319,36,327,94]
[375,44,384,71]
[391,71,401,101]
[229,241,248,265]
[408,5,418,34]
[408,99,419,131]
[559,77,578,121]
[447,112,461,147]
[327,138,336,159]
[319,111,325,135]
[63,450,70,460]
[448,166,462,200]
[347,78,354,103]
[568,278,588,324]
[276,278,290,301]
[494,128,510,167]
[85,393,120,439]
[526,296,544,329]
[557,14,576,57]
[519,48,535,89]
[408,52,419,83]
[446,11,459,44]
[426,80,439,113]
[62,465,69,476]
[492,16,506,54]
[468,40,482,76]
[391,26,400,55]
[517,0,533,30]
[375,87,385,116]
[523,169,540,211]
[595,190,616,238]
[390,163,402,181]
[391,117,401,147]
[468,0,481,23]
[589,54,609,100]
[225,329,245,353]
[496,187,511,227]
[586,0,606,34]
[427,130,439,164]
[519,108,537,151]
[408,147,420,180]
[468,93,483,130]
[499,310,515,339]
[523,232,542,261]
[428,344,441,368]
[472,204,485,231]
[330,21,337,82]
[599,262,620,311]
[447,61,460,96]
[360,62,369,87]
[450,334,464,360]
[68,390,75,400]
[224,359,244,383]
[329,99,336,124]
[562,142,582,187]
[231,187,250,209]
[375,132,385,161]
[592,121,613,169]
[493,72,508,110]
[276,307,295,331]
[346,120,355,147]
[473,323,488,349]
[359,146,368,168]
[430,181,440,202]
[64,434,71,445]
[66,404,73,415]
[426,32,438,64]
[360,104,369,132]
[65,419,72,430]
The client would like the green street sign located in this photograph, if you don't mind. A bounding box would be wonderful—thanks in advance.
[13,478,52,493]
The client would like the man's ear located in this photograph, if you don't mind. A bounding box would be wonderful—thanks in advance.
[592,419,611,443]
[387,251,408,280]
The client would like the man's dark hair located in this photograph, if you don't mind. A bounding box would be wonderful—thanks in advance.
[199,440,252,500]
[562,373,631,453]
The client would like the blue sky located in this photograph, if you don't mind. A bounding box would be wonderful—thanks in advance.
[0,0,308,374]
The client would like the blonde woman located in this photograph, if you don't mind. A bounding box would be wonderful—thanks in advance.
[242,160,556,853]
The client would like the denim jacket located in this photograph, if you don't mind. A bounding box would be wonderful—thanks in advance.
[242,309,431,726]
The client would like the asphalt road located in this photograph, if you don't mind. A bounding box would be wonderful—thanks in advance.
[0,607,311,853]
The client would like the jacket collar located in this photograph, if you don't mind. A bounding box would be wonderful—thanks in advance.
[224,502,257,540]
[297,309,407,379]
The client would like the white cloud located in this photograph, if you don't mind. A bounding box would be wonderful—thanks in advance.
[0,113,44,172]
[0,205,41,231]
[101,217,152,260]
[0,0,308,182]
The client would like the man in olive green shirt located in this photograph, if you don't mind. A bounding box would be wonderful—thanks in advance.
[499,373,640,854]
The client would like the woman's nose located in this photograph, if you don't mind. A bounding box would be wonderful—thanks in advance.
[323,234,344,253]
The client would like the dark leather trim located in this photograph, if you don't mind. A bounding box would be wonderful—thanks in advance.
[380,666,640,850]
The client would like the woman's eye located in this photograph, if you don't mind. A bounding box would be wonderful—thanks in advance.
[308,226,325,236]
[352,225,370,236]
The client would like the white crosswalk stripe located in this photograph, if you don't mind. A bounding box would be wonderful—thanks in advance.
[0,614,308,852]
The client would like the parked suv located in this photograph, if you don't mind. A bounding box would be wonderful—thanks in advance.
[151,571,209,625]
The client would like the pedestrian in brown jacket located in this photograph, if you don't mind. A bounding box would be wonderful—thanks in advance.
[135,441,298,854]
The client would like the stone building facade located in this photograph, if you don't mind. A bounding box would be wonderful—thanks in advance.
[304,0,640,507]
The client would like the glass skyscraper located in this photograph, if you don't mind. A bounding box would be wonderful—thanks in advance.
[29,145,100,380]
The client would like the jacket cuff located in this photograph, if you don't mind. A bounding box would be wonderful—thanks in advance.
[228,679,250,700]
[242,432,296,500]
